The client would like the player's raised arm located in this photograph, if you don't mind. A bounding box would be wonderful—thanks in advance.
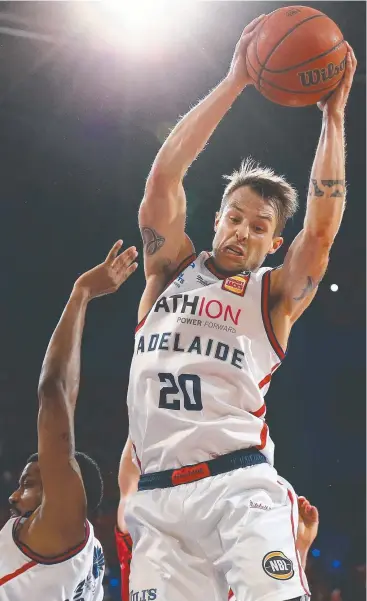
[273,45,357,323]
[139,15,264,284]
[35,241,138,551]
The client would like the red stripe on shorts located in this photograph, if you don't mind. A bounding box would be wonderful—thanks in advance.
[256,422,268,450]
[250,403,266,418]
[0,560,37,586]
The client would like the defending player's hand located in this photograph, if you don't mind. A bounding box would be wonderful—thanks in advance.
[74,240,138,300]
[317,43,357,114]
[228,14,265,89]
[297,496,319,551]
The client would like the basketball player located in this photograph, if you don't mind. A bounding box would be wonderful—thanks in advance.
[116,438,319,601]
[0,240,138,601]
[124,9,356,599]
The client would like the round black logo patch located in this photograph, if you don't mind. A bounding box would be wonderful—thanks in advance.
[262,551,294,580]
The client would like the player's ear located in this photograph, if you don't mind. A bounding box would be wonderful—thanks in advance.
[268,236,283,255]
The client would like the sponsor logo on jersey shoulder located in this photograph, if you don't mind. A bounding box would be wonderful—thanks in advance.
[262,551,294,580]
[222,274,249,297]
[173,262,196,288]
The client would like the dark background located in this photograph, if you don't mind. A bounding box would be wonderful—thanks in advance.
[0,2,365,599]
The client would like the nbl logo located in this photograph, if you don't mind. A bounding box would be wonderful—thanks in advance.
[262,551,294,580]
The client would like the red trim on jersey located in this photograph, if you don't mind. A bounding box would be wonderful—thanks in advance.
[0,560,37,587]
[115,527,132,601]
[228,588,234,599]
[204,255,228,280]
[287,488,311,597]
[135,315,147,333]
[250,403,266,418]
[261,270,286,361]
[256,422,268,450]
[12,519,90,565]
[258,362,281,390]
[134,253,197,333]
[204,254,250,282]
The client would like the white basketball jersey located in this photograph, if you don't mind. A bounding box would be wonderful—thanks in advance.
[0,517,104,601]
[127,251,285,474]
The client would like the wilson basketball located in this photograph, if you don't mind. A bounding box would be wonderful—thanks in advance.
[246,6,347,107]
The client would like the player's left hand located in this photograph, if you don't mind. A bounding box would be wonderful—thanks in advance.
[297,496,319,550]
[74,240,138,300]
[317,43,357,115]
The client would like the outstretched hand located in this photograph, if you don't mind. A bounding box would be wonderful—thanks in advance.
[74,240,138,300]
[318,43,357,115]
[228,14,265,89]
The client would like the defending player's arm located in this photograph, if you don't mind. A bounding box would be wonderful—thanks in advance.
[272,45,357,325]
[35,241,138,550]
[139,15,264,289]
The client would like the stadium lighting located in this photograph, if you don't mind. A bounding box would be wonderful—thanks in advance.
[330,284,339,292]
[75,1,195,54]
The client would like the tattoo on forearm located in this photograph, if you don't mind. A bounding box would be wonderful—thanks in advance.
[330,188,344,198]
[141,226,165,256]
[293,276,318,301]
[310,179,324,197]
[321,179,345,188]
[309,179,345,198]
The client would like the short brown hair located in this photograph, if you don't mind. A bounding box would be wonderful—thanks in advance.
[220,158,298,235]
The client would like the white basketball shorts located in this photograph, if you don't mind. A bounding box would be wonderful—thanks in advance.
[125,462,310,601]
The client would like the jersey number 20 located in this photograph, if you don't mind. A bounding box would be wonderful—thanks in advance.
[158,373,203,411]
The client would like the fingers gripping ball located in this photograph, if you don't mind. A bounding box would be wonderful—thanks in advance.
[246,6,347,107]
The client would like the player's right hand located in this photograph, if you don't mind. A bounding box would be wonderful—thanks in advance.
[227,14,266,89]
[74,240,138,300]
[317,43,357,115]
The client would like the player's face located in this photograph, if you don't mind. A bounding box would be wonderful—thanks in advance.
[8,462,43,518]
[212,186,283,274]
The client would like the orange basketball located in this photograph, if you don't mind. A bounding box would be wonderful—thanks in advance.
[246,6,347,107]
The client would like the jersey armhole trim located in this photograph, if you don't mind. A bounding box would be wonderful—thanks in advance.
[0,559,37,586]
[261,269,286,361]
[12,518,90,565]
[135,252,197,333]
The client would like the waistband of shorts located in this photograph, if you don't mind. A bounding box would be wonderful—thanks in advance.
[138,447,268,491]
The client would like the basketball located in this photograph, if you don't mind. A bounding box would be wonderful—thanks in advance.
[246,6,347,107]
